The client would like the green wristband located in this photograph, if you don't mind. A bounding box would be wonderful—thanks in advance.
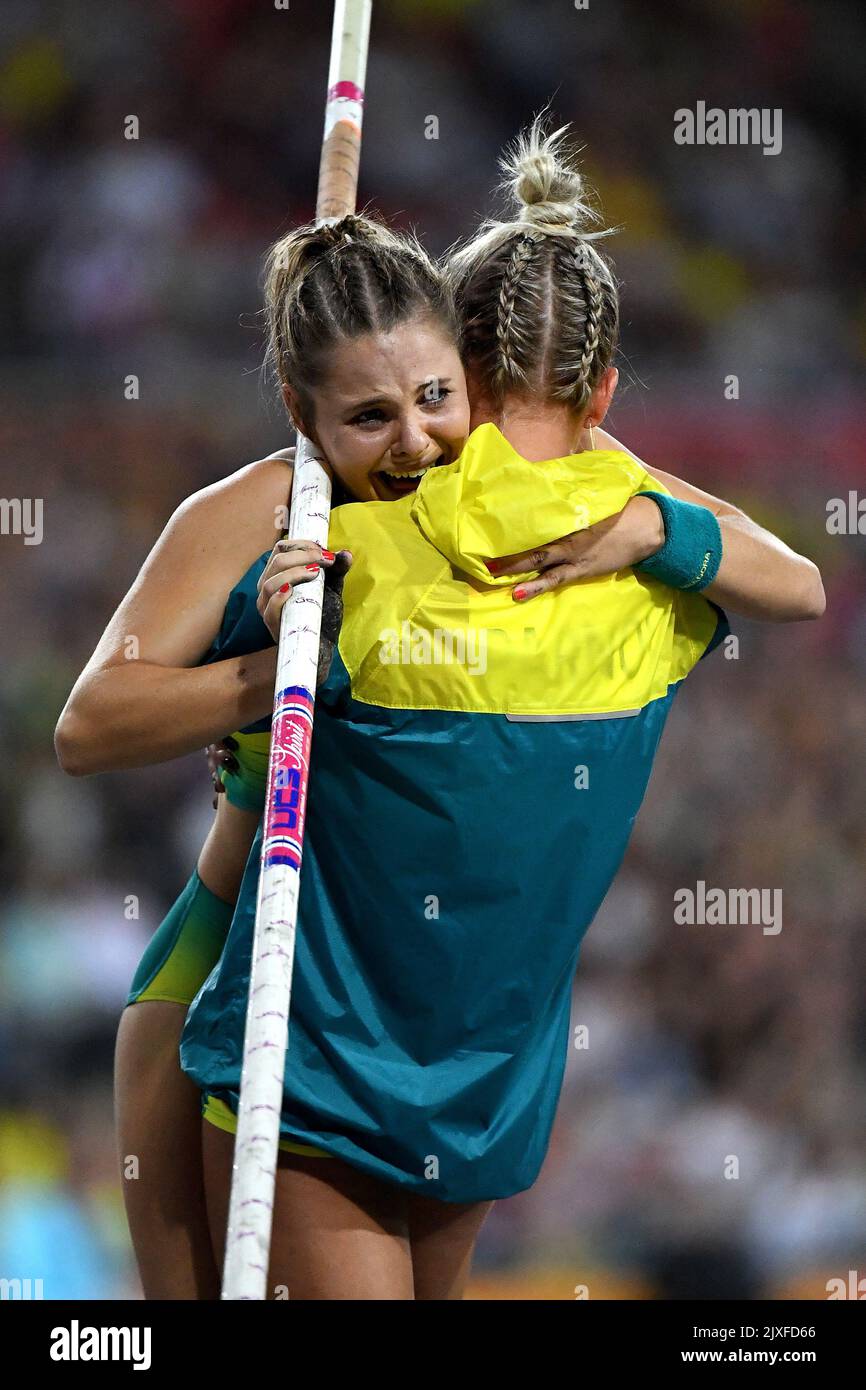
[634,491,722,592]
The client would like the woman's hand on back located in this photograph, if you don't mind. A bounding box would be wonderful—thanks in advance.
[485,495,665,601]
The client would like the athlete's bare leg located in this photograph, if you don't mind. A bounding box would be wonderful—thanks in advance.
[408,1191,494,1299]
[203,1121,493,1300]
[115,1001,219,1299]
[115,800,258,1299]
[202,1122,415,1299]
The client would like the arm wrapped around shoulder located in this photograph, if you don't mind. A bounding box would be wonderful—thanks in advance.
[634,491,723,592]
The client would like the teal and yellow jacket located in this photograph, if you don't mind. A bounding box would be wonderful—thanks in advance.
[181,425,727,1202]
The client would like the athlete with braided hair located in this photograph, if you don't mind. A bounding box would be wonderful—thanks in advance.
[446,119,821,612]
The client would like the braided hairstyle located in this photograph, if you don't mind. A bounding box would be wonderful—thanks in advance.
[264,213,459,430]
[447,118,619,413]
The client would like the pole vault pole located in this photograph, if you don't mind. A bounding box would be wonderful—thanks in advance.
[221,0,373,1302]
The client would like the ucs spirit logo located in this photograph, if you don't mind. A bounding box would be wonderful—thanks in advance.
[265,768,305,870]
[263,686,314,870]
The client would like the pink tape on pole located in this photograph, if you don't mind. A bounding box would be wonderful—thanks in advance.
[327,80,365,104]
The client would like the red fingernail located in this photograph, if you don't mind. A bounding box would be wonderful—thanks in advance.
[513,587,527,601]
[279,582,291,593]
[321,549,335,562]
[485,559,500,572]
[305,564,320,572]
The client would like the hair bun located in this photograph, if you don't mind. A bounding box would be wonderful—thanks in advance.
[501,117,598,235]
[519,199,582,231]
[301,214,368,260]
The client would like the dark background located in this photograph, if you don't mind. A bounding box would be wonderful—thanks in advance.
[0,0,864,1298]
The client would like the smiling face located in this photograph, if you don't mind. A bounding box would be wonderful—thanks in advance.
[284,315,470,501]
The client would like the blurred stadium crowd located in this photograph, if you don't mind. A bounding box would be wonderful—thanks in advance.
[1,0,864,1298]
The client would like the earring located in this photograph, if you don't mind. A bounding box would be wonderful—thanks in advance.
[586,420,597,450]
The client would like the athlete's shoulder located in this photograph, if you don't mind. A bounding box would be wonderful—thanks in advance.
[164,449,294,562]
[176,449,293,525]
[132,449,294,604]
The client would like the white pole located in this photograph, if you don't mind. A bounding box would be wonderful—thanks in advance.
[221,0,373,1302]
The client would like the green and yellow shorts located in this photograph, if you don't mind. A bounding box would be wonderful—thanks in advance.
[202,1093,329,1159]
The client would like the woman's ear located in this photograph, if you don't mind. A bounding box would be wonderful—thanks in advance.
[589,367,619,428]
[281,383,316,443]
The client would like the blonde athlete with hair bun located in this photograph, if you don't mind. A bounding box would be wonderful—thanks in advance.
[446,121,823,611]
[177,121,824,1300]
